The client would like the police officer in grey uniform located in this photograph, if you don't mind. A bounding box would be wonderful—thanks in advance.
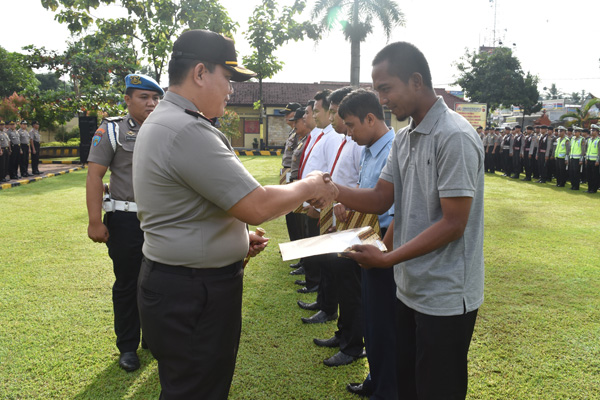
[29,121,42,175]
[0,121,10,182]
[7,121,20,180]
[85,73,164,372]
[133,29,337,399]
[18,120,31,177]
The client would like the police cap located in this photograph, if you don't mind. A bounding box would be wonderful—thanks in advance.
[280,102,301,115]
[172,29,256,82]
[20,120,27,124]
[289,108,306,121]
[557,125,566,131]
[125,74,164,96]
[590,124,600,131]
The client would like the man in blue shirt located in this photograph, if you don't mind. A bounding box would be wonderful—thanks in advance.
[336,89,396,399]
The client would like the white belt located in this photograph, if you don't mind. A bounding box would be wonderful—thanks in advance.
[103,199,138,212]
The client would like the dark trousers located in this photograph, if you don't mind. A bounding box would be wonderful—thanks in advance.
[363,265,398,400]
[19,144,29,176]
[555,158,567,186]
[502,152,512,175]
[303,216,321,289]
[285,212,304,242]
[587,161,599,192]
[569,159,582,189]
[396,299,478,400]
[537,155,547,181]
[531,152,539,178]
[547,157,556,180]
[0,147,8,179]
[512,152,521,177]
[523,155,532,179]
[104,211,144,353]
[9,144,19,177]
[31,141,40,173]
[320,254,363,357]
[138,258,244,400]
[494,151,502,172]
[484,149,494,172]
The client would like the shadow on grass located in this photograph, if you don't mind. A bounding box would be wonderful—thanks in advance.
[73,351,159,400]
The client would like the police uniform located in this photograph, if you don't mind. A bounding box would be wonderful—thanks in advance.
[17,121,31,177]
[569,129,585,190]
[554,127,570,187]
[0,122,10,182]
[7,122,20,179]
[29,122,41,175]
[586,125,600,193]
[86,74,164,370]
[522,127,534,181]
[133,30,258,399]
[510,127,523,179]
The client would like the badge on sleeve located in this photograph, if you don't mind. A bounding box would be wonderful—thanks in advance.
[92,128,105,147]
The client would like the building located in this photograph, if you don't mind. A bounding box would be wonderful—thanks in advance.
[227,81,466,148]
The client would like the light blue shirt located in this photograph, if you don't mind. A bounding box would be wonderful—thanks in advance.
[358,128,395,229]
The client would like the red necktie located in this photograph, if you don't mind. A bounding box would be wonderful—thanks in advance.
[298,131,324,179]
[329,138,347,175]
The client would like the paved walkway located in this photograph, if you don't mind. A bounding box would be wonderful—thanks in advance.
[1,161,86,191]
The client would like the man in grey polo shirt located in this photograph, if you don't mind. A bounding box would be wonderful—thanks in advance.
[336,42,484,399]
[133,29,337,399]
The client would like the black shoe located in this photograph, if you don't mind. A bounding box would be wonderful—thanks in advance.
[289,266,305,276]
[297,285,318,294]
[323,351,361,367]
[294,279,306,286]
[289,261,303,269]
[313,336,340,348]
[301,310,336,324]
[119,352,140,372]
[510,175,519,179]
[346,382,373,397]
[297,300,319,310]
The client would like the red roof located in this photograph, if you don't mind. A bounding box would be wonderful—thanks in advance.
[229,81,467,109]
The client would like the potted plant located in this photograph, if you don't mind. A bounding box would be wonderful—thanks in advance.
[252,138,259,149]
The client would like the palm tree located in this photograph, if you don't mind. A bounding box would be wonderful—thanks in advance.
[312,0,405,86]
[559,98,600,128]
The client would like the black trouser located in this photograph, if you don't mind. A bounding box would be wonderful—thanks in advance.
[495,151,502,172]
[319,254,363,357]
[9,144,19,178]
[537,154,547,181]
[303,216,321,290]
[512,151,521,177]
[502,151,512,175]
[547,157,556,180]
[523,154,532,179]
[0,147,9,180]
[587,160,599,192]
[555,158,567,186]
[19,143,29,176]
[31,141,40,173]
[138,258,243,400]
[569,158,582,189]
[104,211,144,353]
[396,299,478,400]
[484,148,494,172]
[363,262,398,400]
[531,151,539,178]
[285,212,304,242]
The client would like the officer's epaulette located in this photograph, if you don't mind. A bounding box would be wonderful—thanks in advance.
[185,109,216,127]
[104,116,125,122]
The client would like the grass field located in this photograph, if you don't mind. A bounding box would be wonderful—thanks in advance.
[0,156,599,399]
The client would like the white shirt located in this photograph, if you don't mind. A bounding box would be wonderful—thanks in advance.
[302,124,343,177]
[331,136,363,187]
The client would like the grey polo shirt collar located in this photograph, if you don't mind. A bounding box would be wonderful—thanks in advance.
[409,96,448,136]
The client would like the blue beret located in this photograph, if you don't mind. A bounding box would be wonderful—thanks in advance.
[125,74,164,95]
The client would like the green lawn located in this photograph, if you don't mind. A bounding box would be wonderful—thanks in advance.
[0,157,598,399]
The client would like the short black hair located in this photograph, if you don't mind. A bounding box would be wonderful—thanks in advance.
[372,42,433,89]
[314,89,332,110]
[338,89,385,122]
[168,58,216,86]
[306,99,316,109]
[328,86,354,106]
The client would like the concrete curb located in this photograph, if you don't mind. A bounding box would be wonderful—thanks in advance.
[0,165,87,191]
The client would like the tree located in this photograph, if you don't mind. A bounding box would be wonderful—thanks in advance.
[455,47,539,118]
[41,0,237,83]
[311,0,405,86]
[243,0,319,148]
[516,72,542,126]
[559,98,600,128]
[543,83,561,100]
[0,46,38,97]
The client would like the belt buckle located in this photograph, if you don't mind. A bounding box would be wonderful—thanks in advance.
[124,201,129,212]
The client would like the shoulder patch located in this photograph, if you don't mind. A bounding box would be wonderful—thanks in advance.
[92,132,103,146]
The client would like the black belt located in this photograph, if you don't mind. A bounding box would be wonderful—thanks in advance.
[145,258,242,276]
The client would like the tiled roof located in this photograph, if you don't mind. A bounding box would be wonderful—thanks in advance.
[229,81,468,109]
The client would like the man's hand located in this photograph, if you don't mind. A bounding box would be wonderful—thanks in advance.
[305,206,320,219]
[340,244,392,269]
[247,230,269,258]
[305,171,338,209]
[88,221,109,243]
[333,203,349,223]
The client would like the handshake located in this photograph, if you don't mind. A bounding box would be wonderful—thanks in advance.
[303,171,338,209]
